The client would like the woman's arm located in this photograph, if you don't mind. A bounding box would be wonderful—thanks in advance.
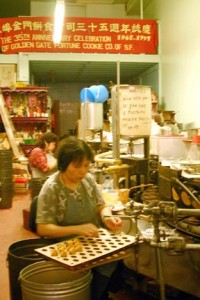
[86,174,122,233]
[30,148,57,173]
[30,148,49,172]
[37,222,99,238]
[99,205,122,233]
[48,158,57,171]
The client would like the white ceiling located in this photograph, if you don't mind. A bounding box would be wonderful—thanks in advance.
[32,0,153,16]
[30,60,157,85]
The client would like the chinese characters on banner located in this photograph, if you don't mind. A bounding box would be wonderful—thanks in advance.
[0,17,158,54]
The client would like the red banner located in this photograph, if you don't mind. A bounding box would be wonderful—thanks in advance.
[0,17,158,55]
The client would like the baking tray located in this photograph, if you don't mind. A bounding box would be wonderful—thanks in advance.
[35,228,136,271]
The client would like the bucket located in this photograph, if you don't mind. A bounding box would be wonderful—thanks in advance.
[81,102,103,130]
[7,238,55,300]
[80,85,109,103]
[118,189,130,204]
[80,88,95,103]
[89,85,109,103]
[19,261,92,300]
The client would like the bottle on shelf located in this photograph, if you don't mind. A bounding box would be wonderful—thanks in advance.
[101,175,118,206]
[102,175,113,190]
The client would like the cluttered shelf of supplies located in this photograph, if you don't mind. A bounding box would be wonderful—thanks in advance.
[0,85,53,198]
[0,86,52,156]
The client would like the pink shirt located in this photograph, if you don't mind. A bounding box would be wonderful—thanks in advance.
[29,147,49,173]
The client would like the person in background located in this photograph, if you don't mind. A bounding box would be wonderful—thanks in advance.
[36,136,122,300]
[29,132,58,178]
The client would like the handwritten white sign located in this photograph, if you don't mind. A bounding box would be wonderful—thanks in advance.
[119,85,151,137]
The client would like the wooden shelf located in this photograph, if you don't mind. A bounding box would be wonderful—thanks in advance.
[0,86,49,93]
[0,117,49,124]
[12,117,48,123]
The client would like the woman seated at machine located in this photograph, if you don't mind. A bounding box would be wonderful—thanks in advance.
[29,132,58,178]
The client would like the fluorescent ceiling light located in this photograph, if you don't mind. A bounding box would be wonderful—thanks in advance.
[77,0,113,3]
[53,0,65,44]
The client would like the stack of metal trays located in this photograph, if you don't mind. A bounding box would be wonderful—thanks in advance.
[0,149,13,208]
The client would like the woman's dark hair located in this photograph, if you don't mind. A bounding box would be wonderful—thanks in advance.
[35,132,58,149]
[57,136,94,172]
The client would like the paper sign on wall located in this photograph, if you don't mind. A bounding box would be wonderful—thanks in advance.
[118,85,152,137]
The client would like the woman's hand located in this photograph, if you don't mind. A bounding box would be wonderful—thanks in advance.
[103,216,122,233]
[99,205,122,233]
[37,223,99,238]
[76,223,99,237]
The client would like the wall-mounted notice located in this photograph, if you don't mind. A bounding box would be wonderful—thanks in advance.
[0,64,16,87]
[119,85,151,137]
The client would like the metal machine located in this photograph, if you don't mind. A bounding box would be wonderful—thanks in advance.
[80,77,200,299]
[122,186,200,299]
